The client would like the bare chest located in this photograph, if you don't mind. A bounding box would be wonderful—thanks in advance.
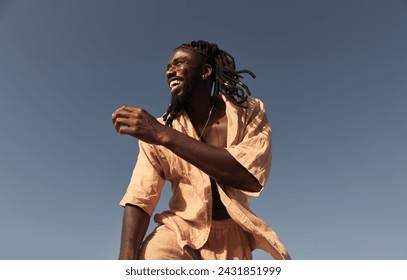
[200,113,228,148]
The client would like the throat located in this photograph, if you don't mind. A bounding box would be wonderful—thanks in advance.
[198,101,215,141]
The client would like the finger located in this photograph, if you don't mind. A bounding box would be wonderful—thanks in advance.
[112,107,146,122]
[114,117,146,133]
[112,106,131,119]
[114,117,133,133]
[118,126,136,135]
[114,105,140,115]
[121,105,138,112]
[113,111,145,128]
[112,109,138,126]
[112,107,123,124]
[112,106,124,115]
[114,110,134,119]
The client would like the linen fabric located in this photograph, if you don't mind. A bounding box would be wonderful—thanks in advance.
[120,95,290,260]
[139,219,252,260]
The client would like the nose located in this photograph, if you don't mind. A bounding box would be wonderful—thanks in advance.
[166,65,176,80]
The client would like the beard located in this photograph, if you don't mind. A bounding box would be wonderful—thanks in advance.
[163,82,196,126]
[169,87,193,113]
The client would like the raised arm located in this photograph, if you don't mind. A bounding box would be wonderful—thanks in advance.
[112,106,262,192]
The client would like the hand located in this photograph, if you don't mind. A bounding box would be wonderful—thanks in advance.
[112,106,168,145]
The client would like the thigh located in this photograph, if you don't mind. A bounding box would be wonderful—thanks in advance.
[139,224,201,260]
[200,220,253,260]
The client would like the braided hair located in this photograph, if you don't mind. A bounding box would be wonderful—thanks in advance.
[163,40,256,127]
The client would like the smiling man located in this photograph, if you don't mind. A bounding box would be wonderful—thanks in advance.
[112,40,290,260]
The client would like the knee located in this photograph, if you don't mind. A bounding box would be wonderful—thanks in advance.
[139,225,184,260]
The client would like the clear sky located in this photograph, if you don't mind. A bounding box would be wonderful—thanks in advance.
[0,0,406,260]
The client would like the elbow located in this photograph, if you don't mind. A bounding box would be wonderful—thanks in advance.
[219,172,263,193]
[242,177,263,193]
[237,169,263,192]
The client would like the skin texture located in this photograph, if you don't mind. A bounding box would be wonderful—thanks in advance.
[112,48,262,259]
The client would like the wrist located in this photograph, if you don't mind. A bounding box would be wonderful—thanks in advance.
[159,126,175,148]
[119,250,138,260]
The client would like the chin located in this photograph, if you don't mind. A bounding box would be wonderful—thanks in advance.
[170,86,184,96]
[170,90,182,96]
[170,88,191,111]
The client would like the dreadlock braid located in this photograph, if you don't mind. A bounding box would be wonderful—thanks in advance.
[163,40,256,127]
[162,102,181,128]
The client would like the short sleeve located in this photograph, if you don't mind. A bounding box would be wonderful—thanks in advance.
[225,98,272,197]
[119,141,165,216]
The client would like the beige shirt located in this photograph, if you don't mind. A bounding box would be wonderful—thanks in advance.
[120,95,290,260]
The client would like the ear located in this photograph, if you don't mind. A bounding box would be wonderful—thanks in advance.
[202,64,213,79]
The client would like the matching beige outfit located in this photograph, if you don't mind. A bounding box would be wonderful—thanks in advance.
[120,95,290,260]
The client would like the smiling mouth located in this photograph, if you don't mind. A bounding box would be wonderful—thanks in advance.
[169,79,182,90]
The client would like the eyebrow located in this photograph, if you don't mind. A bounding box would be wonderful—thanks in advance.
[167,55,189,69]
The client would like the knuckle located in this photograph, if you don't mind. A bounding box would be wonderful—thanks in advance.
[135,107,144,114]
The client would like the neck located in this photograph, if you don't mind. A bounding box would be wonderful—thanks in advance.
[186,90,214,125]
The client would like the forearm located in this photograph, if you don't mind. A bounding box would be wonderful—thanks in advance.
[112,106,262,192]
[162,128,262,192]
[119,204,150,260]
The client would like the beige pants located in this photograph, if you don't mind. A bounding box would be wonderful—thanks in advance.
[139,219,252,260]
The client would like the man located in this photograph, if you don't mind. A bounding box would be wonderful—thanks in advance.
[112,40,290,260]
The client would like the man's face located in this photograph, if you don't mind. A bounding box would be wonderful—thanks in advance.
[166,48,204,110]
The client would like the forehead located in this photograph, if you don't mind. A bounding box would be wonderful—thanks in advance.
[168,48,202,63]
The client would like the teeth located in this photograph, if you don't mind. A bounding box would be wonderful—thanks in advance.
[170,80,181,88]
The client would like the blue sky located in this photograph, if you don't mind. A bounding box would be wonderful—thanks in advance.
[0,0,406,259]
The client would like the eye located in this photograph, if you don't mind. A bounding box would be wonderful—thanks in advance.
[167,61,182,71]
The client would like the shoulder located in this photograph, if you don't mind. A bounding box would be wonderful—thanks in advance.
[244,96,266,114]
[240,97,270,132]
[224,96,267,118]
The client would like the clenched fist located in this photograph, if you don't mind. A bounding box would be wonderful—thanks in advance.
[112,106,170,145]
